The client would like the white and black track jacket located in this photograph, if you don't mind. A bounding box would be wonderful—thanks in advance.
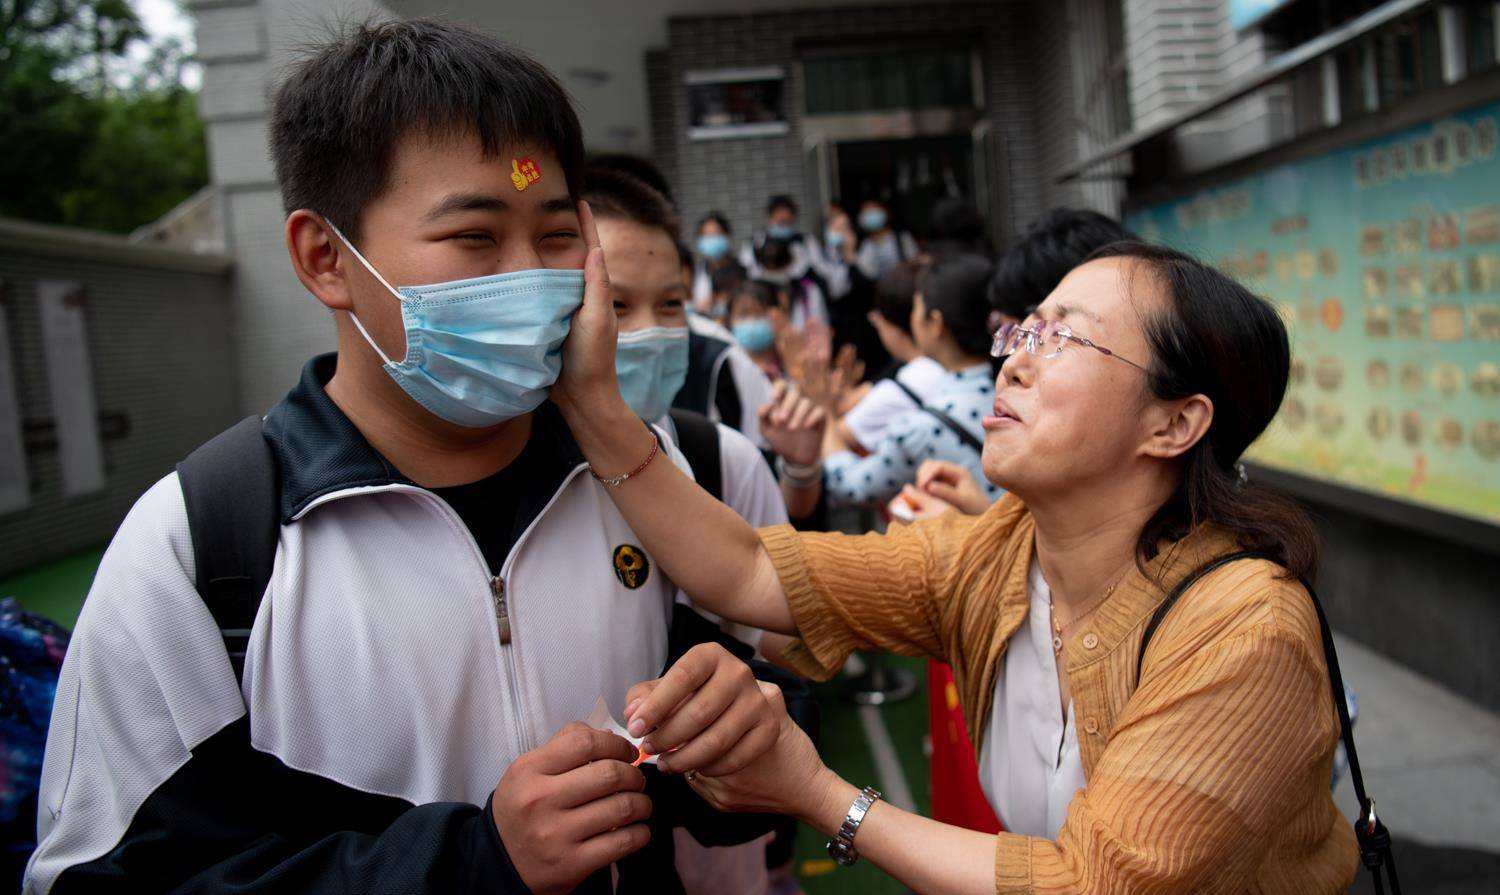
[25,355,773,894]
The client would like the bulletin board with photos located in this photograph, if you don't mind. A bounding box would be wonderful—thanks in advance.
[1126,99,1500,525]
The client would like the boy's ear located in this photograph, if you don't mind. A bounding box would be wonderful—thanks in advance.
[286,210,355,312]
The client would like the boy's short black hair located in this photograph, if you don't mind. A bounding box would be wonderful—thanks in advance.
[989,208,1135,320]
[270,19,584,243]
[579,165,681,241]
[766,194,798,216]
[735,280,779,310]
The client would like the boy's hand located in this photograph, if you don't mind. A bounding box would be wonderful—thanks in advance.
[491,722,651,895]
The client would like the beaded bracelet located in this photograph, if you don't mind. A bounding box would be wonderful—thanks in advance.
[591,432,659,487]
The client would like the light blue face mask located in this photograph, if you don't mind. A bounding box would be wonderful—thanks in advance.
[824,229,846,250]
[328,222,584,428]
[859,209,888,233]
[615,325,690,421]
[732,318,775,353]
[767,224,797,241]
[697,233,731,260]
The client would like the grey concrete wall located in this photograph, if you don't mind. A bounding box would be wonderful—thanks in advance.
[1310,498,1500,713]
[0,222,238,576]
[188,0,389,418]
[660,2,1054,245]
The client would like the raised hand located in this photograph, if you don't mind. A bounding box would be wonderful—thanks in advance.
[759,380,828,467]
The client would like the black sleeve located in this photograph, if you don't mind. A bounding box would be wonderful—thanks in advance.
[51,718,535,895]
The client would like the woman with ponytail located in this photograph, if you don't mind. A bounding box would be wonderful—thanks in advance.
[553,229,1358,892]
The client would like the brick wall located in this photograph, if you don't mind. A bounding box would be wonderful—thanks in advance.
[659,2,1067,246]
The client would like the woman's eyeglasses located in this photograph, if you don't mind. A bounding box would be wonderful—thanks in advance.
[990,321,1148,373]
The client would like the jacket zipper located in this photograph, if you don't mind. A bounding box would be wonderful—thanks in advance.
[294,468,594,757]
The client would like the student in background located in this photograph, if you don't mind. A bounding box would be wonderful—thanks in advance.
[835,262,948,454]
[726,280,783,381]
[690,211,736,311]
[821,253,1001,508]
[856,197,919,280]
[740,194,819,280]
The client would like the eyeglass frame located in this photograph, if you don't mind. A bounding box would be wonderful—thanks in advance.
[990,320,1149,373]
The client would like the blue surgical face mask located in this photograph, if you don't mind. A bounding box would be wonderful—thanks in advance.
[697,233,731,260]
[824,229,845,250]
[767,223,797,241]
[732,318,775,352]
[859,209,888,233]
[328,221,584,428]
[615,325,690,421]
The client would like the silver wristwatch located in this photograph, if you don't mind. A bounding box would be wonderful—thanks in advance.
[827,786,881,866]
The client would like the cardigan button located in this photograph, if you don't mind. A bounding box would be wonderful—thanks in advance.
[1083,716,1100,735]
[1082,632,1099,650]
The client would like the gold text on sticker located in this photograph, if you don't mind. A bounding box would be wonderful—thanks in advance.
[511,158,541,191]
[612,544,650,589]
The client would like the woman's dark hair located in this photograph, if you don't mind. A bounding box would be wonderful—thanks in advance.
[270,19,583,244]
[916,253,995,359]
[1090,241,1320,581]
[872,261,921,335]
[990,208,1135,320]
[697,211,732,236]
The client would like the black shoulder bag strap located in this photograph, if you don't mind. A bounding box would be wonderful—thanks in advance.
[668,408,723,503]
[889,377,985,455]
[175,415,281,684]
[1136,551,1401,894]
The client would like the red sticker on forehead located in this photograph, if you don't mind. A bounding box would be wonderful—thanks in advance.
[510,158,542,192]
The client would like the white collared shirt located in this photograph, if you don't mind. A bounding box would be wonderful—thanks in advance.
[978,558,1087,839]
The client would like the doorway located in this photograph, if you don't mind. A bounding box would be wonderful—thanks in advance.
[833,136,973,237]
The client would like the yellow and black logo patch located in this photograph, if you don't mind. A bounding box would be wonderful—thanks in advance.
[612,544,650,590]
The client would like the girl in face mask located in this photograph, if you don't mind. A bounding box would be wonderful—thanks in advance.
[691,212,736,312]
[855,198,920,281]
[727,281,783,381]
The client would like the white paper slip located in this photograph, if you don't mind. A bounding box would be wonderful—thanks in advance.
[587,696,659,765]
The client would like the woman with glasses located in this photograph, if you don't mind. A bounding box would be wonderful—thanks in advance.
[553,230,1358,892]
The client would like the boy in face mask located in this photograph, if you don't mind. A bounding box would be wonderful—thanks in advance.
[26,20,779,895]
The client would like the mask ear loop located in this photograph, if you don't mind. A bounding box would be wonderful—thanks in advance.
[324,218,401,366]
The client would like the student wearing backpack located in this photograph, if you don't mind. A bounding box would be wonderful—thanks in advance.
[26,21,787,895]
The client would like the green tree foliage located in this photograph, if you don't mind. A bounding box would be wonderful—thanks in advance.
[0,0,208,234]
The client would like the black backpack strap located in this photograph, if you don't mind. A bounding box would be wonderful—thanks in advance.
[923,405,984,454]
[890,377,922,407]
[1136,551,1401,893]
[668,409,723,504]
[175,415,281,684]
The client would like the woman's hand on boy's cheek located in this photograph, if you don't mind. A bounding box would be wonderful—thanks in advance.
[554,200,622,414]
[624,643,779,777]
